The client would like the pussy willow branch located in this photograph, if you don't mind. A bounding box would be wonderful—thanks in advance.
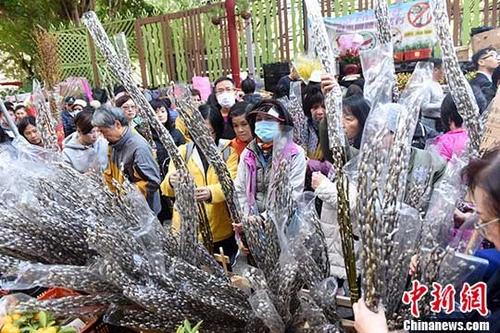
[176,94,243,228]
[304,0,358,303]
[82,11,201,255]
[373,0,399,101]
[373,0,392,45]
[32,81,59,151]
[357,129,385,311]
[430,0,481,156]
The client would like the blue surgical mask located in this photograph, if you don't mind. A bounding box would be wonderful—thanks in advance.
[255,120,280,143]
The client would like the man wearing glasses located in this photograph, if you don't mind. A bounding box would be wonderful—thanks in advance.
[470,47,499,105]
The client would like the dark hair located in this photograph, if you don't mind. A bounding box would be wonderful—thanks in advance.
[342,95,370,149]
[198,103,213,120]
[0,126,10,143]
[229,102,253,128]
[241,77,256,95]
[345,84,363,98]
[274,82,289,99]
[213,77,234,91]
[493,66,500,88]
[206,93,220,111]
[114,85,126,96]
[150,99,173,129]
[430,58,443,69]
[92,88,108,104]
[4,102,14,112]
[208,107,225,145]
[197,104,224,144]
[74,109,95,135]
[17,116,37,138]
[472,46,496,70]
[440,93,464,132]
[115,94,132,107]
[14,105,25,112]
[462,149,500,218]
[191,88,201,98]
[247,99,294,131]
[303,86,324,121]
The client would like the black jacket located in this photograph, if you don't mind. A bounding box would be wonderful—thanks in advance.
[472,268,500,333]
[153,126,185,177]
[470,73,496,107]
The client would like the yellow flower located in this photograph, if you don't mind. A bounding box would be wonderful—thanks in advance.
[1,323,20,333]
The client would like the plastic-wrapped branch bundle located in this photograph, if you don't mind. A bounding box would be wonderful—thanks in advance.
[32,80,60,151]
[288,82,308,148]
[304,0,357,302]
[360,44,396,106]
[267,127,297,238]
[295,291,342,333]
[383,205,422,324]
[430,0,481,156]
[420,157,466,251]
[15,294,122,318]
[356,96,426,312]
[171,85,243,247]
[448,215,484,255]
[82,13,206,257]
[414,248,489,320]
[356,117,387,311]
[398,61,433,108]
[3,263,118,294]
[249,290,286,333]
[373,0,392,45]
[0,141,260,332]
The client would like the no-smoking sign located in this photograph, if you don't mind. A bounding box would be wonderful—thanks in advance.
[407,2,432,28]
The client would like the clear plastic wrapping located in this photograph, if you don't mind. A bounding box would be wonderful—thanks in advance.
[248,290,285,333]
[360,43,395,106]
[288,81,308,147]
[398,61,433,106]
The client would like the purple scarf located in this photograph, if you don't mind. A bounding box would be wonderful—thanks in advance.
[243,143,298,213]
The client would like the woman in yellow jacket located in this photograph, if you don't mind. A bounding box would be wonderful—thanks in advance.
[161,104,239,261]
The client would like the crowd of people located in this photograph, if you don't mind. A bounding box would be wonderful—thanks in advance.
[0,45,499,331]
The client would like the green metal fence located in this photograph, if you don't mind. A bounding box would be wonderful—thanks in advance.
[51,0,498,88]
[50,16,138,88]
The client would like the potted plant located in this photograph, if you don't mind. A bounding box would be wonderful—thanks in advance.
[176,320,203,333]
[404,42,433,61]
[394,45,404,62]
[236,0,252,19]
[338,48,361,75]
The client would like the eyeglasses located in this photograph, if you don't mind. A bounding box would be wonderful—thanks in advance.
[474,217,500,238]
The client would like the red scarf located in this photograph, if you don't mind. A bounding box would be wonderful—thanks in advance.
[231,137,249,156]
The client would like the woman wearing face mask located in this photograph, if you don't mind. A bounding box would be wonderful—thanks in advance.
[161,104,240,261]
[208,77,237,140]
[229,102,254,156]
[234,100,307,216]
[62,109,108,173]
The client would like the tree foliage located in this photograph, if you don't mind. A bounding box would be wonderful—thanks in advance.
[0,0,157,83]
